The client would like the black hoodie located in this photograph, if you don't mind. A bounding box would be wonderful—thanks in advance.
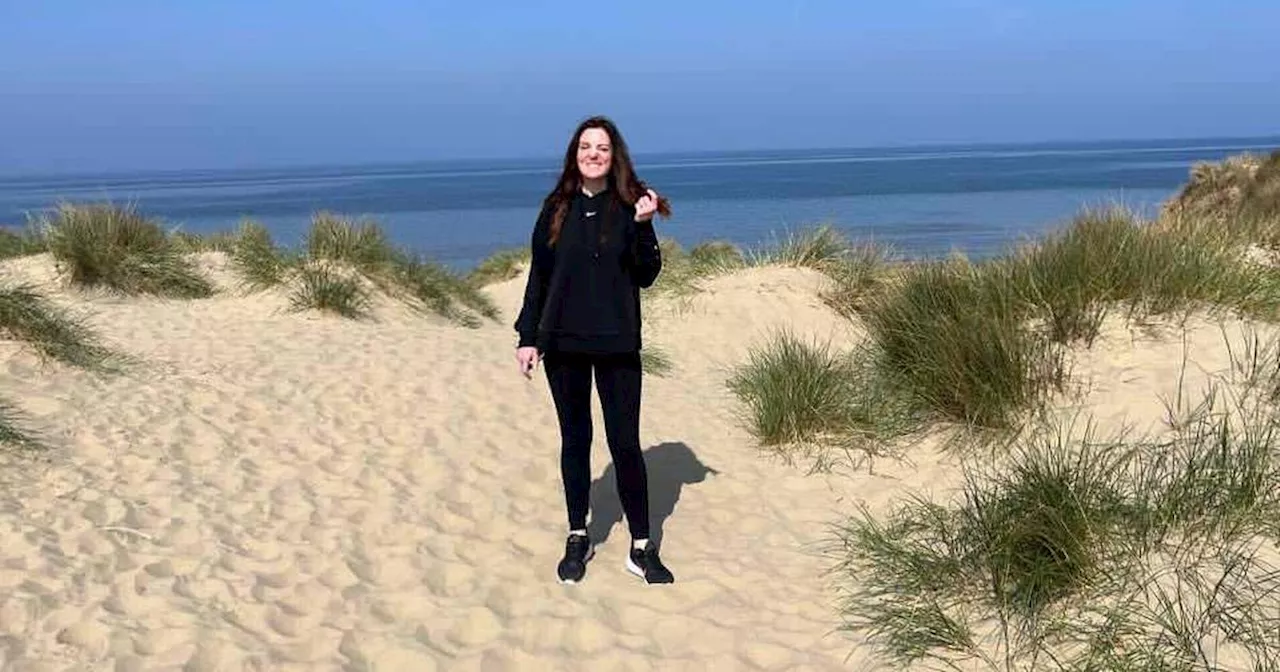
[514,188,662,353]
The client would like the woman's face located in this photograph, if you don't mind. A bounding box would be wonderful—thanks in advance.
[576,127,613,182]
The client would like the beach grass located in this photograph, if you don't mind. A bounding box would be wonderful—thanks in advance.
[829,375,1280,670]
[860,256,1064,431]
[818,242,898,319]
[1012,206,1278,346]
[0,398,42,451]
[858,206,1280,430]
[751,224,853,271]
[221,212,499,327]
[727,329,861,447]
[38,202,216,298]
[1164,149,1280,226]
[305,212,397,274]
[0,281,123,451]
[736,224,902,318]
[169,229,237,254]
[687,240,748,275]
[388,249,500,327]
[228,220,295,292]
[4,203,498,327]
[288,264,373,320]
[726,329,923,469]
[644,238,715,298]
[727,198,1280,458]
[640,344,674,377]
[705,150,1280,667]
[0,226,47,260]
[465,247,530,287]
[0,283,119,371]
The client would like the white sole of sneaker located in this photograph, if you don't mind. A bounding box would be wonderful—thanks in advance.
[557,546,594,585]
[625,555,646,581]
[626,555,674,585]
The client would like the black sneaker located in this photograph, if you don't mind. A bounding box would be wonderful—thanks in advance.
[626,543,674,584]
[557,534,594,584]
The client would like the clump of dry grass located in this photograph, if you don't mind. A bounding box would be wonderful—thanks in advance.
[819,242,898,318]
[687,240,747,275]
[37,202,215,298]
[751,224,852,271]
[1161,149,1280,249]
[0,281,122,451]
[228,220,294,292]
[727,329,865,447]
[0,398,42,452]
[743,225,900,316]
[223,211,498,326]
[287,264,373,319]
[1011,206,1277,347]
[169,229,237,254]
[645,238,705,298]
[384,248,499,327]
[639,237,748,305]
[466,247,530,287]
[859,256,1065,432]
[726,329,924,470]
[640,344,674,378]
[0,283,119,371]
[304,212,394,273]
[0,225,47,260]
[20,202,498,327]
[1164,150,1280,222]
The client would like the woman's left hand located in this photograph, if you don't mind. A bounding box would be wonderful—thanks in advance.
[634,189,659,222]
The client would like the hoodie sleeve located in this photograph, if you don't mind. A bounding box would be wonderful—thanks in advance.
[630,217,663,289]
[514,207,553,348]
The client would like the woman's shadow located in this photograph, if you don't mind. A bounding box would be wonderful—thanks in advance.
[587,441,719,547]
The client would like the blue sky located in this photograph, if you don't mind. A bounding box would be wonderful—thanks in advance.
[2,1,1278,174]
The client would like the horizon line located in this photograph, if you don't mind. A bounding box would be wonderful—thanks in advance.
[3,131,1279,182]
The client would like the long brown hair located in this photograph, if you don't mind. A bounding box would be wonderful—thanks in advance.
[544,115,672,245]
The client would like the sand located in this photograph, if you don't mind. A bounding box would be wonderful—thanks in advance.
[0,252,1271,670]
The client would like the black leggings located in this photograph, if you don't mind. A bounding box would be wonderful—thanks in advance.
[543,350,650,540]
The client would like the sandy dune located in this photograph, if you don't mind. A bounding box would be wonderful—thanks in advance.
[0,255,876,671]
[0,252,1269,670]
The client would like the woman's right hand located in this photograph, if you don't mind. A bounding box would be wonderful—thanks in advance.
[516,346,540,379]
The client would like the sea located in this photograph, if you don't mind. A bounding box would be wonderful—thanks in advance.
[3,136,1278,271]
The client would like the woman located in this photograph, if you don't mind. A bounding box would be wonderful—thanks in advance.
[514,116,674,585]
